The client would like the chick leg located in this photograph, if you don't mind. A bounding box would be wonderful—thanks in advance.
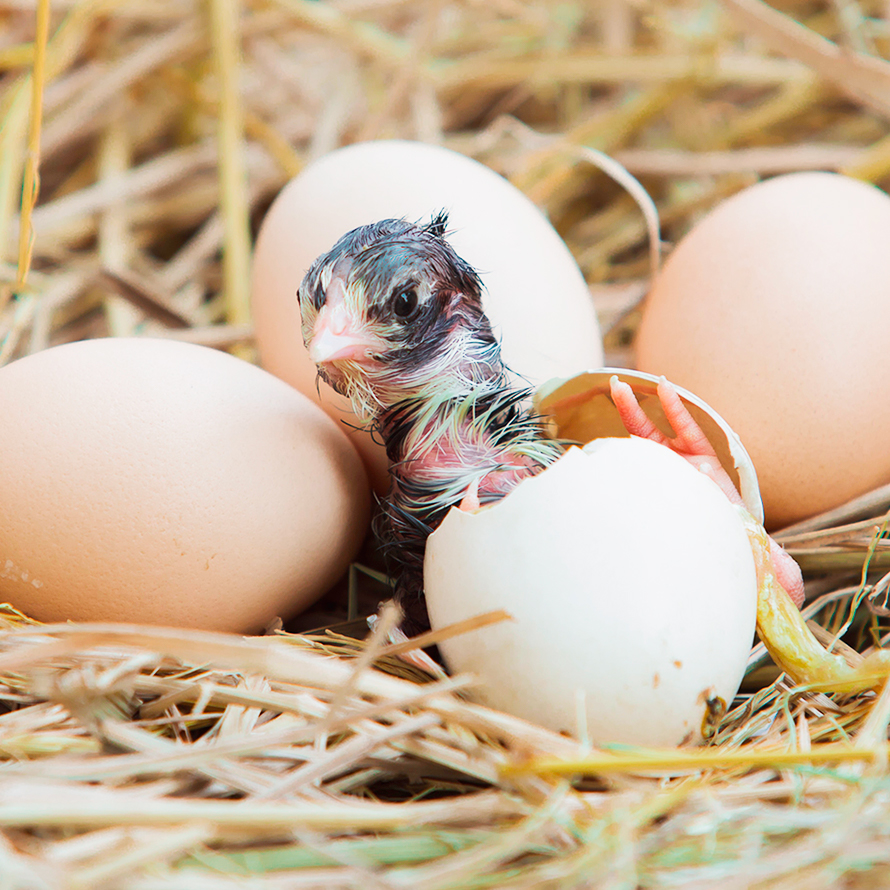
[458,477,482,512]
[610,375,805,608]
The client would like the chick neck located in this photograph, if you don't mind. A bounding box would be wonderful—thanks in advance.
[376,346,563,522]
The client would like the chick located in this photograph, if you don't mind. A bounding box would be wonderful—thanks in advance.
[298,214,562,622]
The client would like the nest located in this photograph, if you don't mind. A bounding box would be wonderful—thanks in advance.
[2,0,890,885]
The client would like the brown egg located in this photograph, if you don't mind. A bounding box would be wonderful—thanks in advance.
[0,338,370,631]
[251,140,603,492]
[636,172,890,528]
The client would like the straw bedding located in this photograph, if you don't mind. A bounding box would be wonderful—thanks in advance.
[2,0,890,886]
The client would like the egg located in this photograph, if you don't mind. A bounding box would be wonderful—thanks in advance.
[0,338,370,632]
[636,172,890,529]
[251,139,603,492]
[424,436,757,746]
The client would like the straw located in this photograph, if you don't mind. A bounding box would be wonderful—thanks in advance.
[7,0,50,313]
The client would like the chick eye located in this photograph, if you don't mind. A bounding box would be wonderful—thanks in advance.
[392,287,419,319]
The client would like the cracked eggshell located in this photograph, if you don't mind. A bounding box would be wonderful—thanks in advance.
[251,139,603,492]
[424,437,757,746]
[536,367,764,524]
[0,338,370,633]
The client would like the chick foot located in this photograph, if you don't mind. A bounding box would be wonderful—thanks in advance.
[610,375,805,608]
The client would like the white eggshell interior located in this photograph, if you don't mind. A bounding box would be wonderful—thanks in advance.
[424,437,757,746]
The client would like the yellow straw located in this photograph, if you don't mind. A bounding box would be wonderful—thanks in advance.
[502,742,889,778]
[7,0,51,314]
[209,0,252,326]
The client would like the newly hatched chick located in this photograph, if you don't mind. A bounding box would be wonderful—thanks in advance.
[299,215,805,627]
[298,214,562,623]
[299,213,500,418]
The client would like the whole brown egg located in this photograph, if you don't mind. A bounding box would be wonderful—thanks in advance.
[0,338,370,632]
[636,172,890,529]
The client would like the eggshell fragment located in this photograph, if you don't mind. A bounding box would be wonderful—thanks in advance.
[0,338,370,632]
[424,437,757,746]
[251,139,603,492]
[636,172,890,529]
[536,367,764,523]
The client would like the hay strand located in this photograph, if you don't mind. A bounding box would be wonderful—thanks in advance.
[7,0,49,313]
[208,0,252,327]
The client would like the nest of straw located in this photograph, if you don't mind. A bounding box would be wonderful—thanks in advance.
[2,0,890,885]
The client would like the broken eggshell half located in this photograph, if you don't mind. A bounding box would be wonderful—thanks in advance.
[424,436,758,747]
[535,367,764,525]
[424,368,764,746]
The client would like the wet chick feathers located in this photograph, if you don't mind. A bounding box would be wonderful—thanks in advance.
[298,214,504,419]
[298,215,561,622]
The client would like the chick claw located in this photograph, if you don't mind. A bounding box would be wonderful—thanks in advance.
[458,477,482,512]
[609,375,805,609]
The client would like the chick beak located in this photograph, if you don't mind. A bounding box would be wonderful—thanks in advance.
[308,280,379,365]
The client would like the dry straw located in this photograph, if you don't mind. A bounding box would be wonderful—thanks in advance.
[1,0,890,885]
